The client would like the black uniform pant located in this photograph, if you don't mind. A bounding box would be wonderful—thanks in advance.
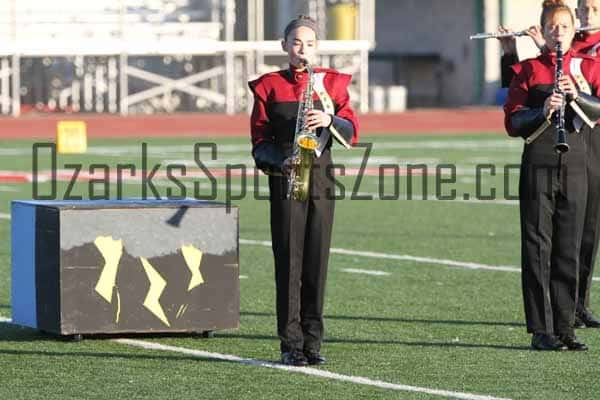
[268,149,335,353]
[578,126,600,313]
[519,128,587,336]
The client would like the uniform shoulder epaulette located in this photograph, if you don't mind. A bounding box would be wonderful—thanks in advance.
[519,56,540,66]
[251,70,286,85]
[509,58,531,77]
[314,67,347,76]
[248,70,287,99]
[516,56,546,74]
[318,68,353,88]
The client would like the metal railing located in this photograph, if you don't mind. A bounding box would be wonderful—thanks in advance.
[0,0,372,116]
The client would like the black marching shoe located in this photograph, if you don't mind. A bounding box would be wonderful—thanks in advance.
[577,309,600,328]
[559,335,588,351]
[531,333,567,351]
[304,351,326,366]
[281,350,308,366]
[574,315,586,329]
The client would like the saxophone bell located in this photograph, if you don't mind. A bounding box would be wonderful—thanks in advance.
[288,134,319,201]
[297,133,319,150]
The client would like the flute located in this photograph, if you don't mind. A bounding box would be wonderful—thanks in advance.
[469,25,600,40]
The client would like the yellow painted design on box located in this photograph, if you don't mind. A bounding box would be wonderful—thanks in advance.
[181,244,204,291]
[176,304,185,319]
[140,257,170,327]
[114,289,121,323]
[57,121,87,154]
[176,303,189,319]
[94,236,123,303]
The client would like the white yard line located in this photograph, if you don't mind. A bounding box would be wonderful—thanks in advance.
[153,180,519,206]
[0,140,519,157]
[341,268,390,276]
[240,239,600,282]
[352,192,519,205]
[241,239,520,273]
[1,214,598,281]
[239,239,600,282]
[0,315,512,399]
[113,338,511,400]
[370,140,521,151]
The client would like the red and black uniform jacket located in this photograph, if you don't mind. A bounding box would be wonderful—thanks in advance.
[248,66,359,174]
[572,30,600,55]
[504,48,600,138]
[501,52,521,88]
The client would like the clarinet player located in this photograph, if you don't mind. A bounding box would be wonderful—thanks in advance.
[570,0,600,329]
[493,0,600,330]
[504,0,600,351]
[248,16,359,365]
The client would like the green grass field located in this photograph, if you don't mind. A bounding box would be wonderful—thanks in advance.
[1,133,599,399]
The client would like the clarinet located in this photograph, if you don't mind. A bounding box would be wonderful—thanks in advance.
[554,42,570,154]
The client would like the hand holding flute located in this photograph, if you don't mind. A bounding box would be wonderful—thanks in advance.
[480,25,545,52]
[471,25,600,40]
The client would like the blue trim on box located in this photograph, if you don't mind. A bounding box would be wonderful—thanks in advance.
[11,198,231,209]
[11,202,37,328]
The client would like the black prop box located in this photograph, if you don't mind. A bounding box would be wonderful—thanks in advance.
[11,199,239,336]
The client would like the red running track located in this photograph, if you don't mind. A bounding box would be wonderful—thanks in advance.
[0,107,505,139]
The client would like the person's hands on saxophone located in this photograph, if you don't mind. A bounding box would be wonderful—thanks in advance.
[304,109,332,130]
[282,157,293,176]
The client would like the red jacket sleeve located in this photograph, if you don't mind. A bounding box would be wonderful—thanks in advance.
[586,59,600,97]
[329,73,359,145]
[248,78,271,147]
[503,63,530,137]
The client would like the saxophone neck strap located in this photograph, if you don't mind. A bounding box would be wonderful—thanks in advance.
[312,72,351,153]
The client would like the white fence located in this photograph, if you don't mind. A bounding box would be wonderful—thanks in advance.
[0,0,372,116]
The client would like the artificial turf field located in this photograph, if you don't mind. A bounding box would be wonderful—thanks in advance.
[1,133,599,400]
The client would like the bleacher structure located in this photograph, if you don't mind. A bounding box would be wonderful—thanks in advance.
[0,0,374,116]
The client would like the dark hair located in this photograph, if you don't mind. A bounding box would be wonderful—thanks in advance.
[283,15,318,40]
[540,0,574,28]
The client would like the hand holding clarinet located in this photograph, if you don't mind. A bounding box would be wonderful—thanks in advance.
[544,42,577,153]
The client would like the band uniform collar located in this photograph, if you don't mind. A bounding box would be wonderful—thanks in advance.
[288,64,309,83]
[540,45,572,65]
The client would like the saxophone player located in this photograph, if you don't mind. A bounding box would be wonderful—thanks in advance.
[248,15,358,366]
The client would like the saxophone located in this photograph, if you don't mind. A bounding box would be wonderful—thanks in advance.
[287,60,319,201]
